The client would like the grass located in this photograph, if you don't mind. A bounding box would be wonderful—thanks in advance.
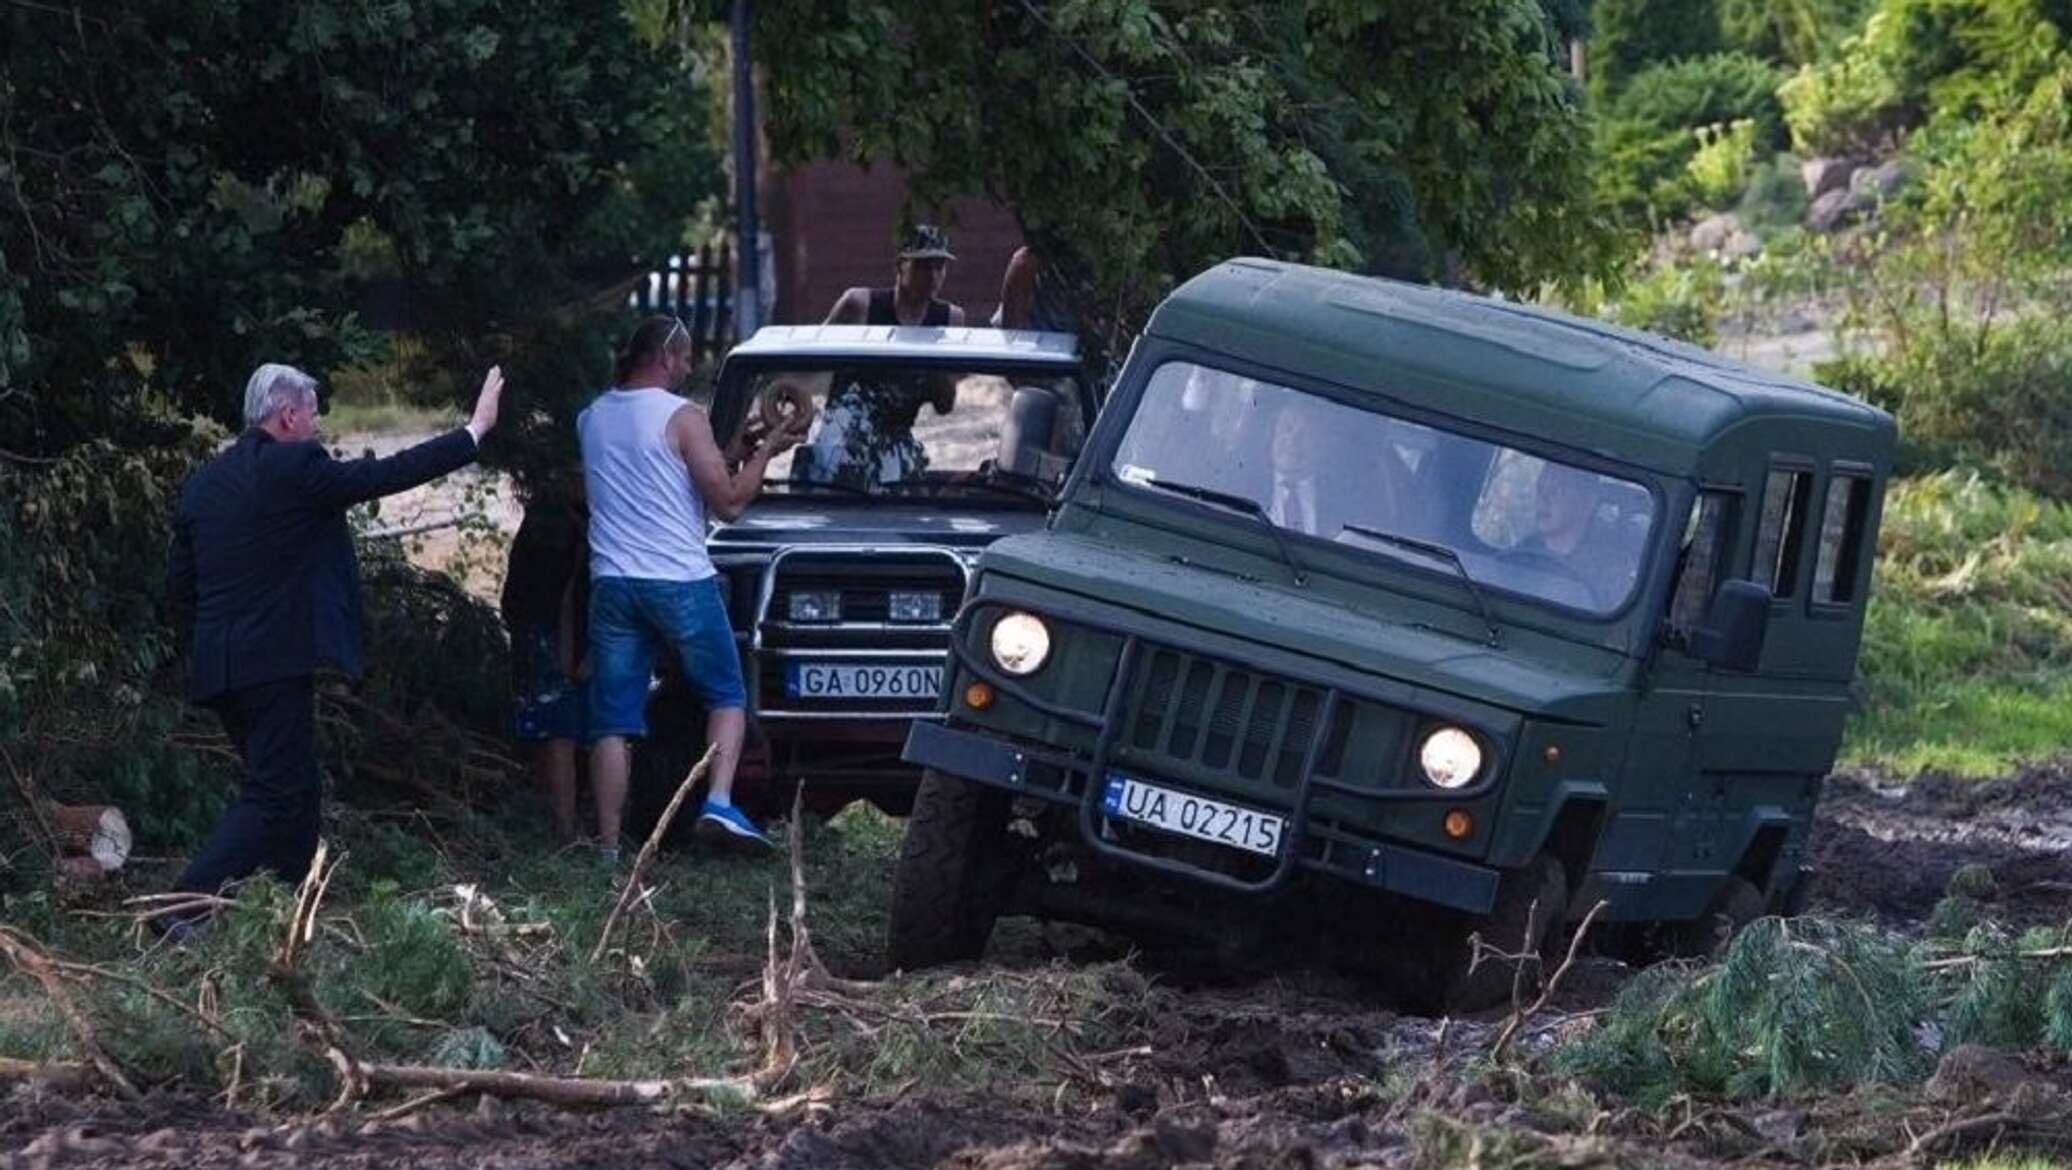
[1843,471,2072,777]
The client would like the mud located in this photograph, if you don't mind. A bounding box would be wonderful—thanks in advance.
[1812,766,2072,927]
[7,764,2071,1169]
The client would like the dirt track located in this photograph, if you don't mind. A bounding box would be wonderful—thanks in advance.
[6,768,2069,1169]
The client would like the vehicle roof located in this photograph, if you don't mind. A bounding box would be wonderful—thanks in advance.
[1147,259,1896,475]
[728,324,1081,368]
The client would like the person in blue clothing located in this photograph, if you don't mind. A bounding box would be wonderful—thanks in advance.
[578,316,807,860]
[164,361,505,913]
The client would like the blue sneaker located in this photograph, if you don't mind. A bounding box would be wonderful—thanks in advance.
[694,801,775,851]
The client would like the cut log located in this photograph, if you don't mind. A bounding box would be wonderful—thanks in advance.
[47,804,132,872]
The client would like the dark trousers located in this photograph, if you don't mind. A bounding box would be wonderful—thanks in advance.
[175,675,323,895]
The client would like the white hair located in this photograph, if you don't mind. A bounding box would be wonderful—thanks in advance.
[243,363,318,426]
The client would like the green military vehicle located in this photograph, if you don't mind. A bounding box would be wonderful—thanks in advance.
[888,258,1896,1009]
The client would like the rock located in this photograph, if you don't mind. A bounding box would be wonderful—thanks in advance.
[1928,1044,2044,1105]
[1689,212,1743,254]
[1802,157,1859,199]
[1806,188,1862,232]
[1851,158,1911,202]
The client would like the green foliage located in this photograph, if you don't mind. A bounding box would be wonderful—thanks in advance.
[1595,52,1786,226]
[1,0,717,459]
[1587,0,1725,100]
[759,0,1626,358]
[1687,119,1764,205]
[348,884,473,1020]
[1609,52,1790,144]
[1779,0,2066,153]
[1557,918,1933,1105]
[1721,0,1880,63]
[1609,258,1729,343]
[1736,151,1813,232]
[1818,57,2072,497]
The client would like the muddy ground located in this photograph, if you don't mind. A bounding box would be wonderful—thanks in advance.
[5,768,2069,1169]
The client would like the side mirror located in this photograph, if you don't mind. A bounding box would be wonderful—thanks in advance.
[1689,579,1772,672]
[998,386,1061,477]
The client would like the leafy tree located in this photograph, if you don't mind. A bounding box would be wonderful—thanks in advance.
[0,0,718,463]
[753,0,1627,357]
[1720,0,1878,64]
[1587,0,1725,100]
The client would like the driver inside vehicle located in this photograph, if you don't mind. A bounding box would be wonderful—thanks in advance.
[1511,462,1638,610]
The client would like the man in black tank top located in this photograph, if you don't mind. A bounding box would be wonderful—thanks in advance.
[804,226,967,485]
[824,224,968,328]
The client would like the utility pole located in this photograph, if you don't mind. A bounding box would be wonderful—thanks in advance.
[730,0,761,338]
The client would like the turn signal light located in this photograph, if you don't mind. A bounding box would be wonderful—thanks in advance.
[1442,809,1474,839]
[964,682,996,711]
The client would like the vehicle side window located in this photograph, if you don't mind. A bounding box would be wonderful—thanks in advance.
[1669,491,1735,635]
[1751,466,1812,599]
[1811,471,1874,605]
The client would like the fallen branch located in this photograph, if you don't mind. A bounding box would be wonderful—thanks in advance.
[591,744,716,964]
[1924,946,2072,971]
[0,1056,93,1091]
[1905,1111,2022,1159]
[0,927,139,1099]
[1492,899,1608,1061]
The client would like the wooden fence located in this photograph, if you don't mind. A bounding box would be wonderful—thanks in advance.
[629,243,735,364]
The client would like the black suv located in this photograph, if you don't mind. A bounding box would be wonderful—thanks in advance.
[630,325,1096,825]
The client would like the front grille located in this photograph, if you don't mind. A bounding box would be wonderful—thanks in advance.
[1123,647,1329,788]
[1115,643,1414,795]
[767,552,963,635]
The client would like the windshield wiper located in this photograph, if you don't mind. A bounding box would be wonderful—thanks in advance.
[762,476,873,498]
[880,474,1051,505]
[1338,523,1502,648]
[1135,477,1307,587]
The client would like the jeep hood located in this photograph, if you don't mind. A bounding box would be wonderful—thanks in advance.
[981,533,1632,722]
[710,496,1051,552]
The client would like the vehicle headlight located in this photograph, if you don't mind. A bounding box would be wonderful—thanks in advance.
[888,590,943,624]
[988,611,1051,676]
[788,589,842,623]
[1418,727,1483,789]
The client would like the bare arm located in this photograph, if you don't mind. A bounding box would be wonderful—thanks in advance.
[825,288,870,325]
[671,405,803,522]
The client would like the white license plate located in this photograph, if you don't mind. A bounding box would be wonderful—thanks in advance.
[785,662,943,700]
[1101,774,1285,858]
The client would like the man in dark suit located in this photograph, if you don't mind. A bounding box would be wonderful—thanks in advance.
[164,361,505,901]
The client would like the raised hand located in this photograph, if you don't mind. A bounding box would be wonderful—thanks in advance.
[470,366,505,436]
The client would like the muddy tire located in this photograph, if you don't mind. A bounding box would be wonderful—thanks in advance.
[1432,856,1569,1015]
[1667,875,1766,958]
[886,770,1012,971]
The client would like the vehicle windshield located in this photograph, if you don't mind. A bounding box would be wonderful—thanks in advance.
[743,366,1084,498]
[1110,361,1658,616]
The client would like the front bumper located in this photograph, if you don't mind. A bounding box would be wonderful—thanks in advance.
[905,719,1500,915]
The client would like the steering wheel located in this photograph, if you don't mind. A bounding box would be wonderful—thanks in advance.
[756,378,819,433]
[1501,549,1601,608]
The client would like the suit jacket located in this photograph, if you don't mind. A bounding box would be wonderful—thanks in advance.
[165,427,478,703]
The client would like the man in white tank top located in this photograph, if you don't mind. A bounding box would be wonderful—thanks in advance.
[578,316,806,856]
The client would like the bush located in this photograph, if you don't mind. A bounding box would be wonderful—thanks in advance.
[1588,0,1726,100]
[1609,52,1791,145]
[1780,0,2066,153]
[1607,259,1728,344]
[1721,0,1880,64]
[1736,151,1812,232]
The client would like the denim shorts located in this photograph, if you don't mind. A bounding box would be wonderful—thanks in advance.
[587,575,746,740]
[510,625,588,743]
